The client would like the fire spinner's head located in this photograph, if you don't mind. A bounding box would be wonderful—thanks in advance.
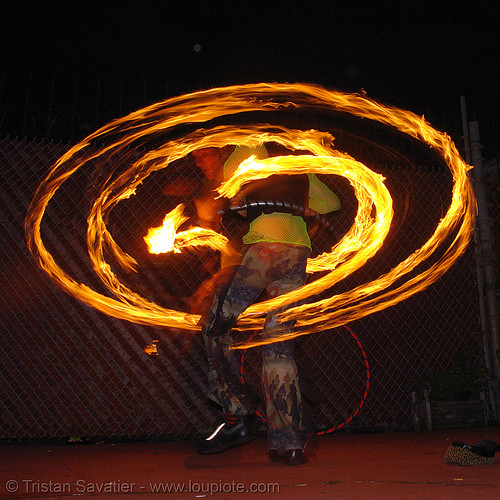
[192,144,268,181]
[191,147,227,181]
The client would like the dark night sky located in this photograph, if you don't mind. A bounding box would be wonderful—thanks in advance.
[1,1,499,158]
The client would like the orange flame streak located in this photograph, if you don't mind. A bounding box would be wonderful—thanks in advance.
[24,83,475,346]
[174,226,230,254]
[143,203,230,255]
[217,153,393,284]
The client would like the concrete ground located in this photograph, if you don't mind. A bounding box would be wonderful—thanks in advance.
[0,426,499,499]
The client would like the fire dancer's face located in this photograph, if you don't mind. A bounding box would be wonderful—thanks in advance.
[192,148,222,180]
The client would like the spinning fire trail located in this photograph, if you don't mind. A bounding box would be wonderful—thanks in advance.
[25,83,476,349]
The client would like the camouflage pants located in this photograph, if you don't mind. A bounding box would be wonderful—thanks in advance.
[201,241,310,450]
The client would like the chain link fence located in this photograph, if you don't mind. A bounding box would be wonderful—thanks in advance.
[0,134,492,440]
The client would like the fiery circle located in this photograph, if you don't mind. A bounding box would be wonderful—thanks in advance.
[25,83,475,348]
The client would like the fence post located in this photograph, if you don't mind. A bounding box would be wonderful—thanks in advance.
[470,120,500,420]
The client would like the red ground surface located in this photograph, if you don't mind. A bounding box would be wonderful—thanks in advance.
[1,426,499,499]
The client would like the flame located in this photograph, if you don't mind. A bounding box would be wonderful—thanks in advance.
[144,203,231,255]
[144,204,188,254]
[217,153,393,279]
[25,83,475,346]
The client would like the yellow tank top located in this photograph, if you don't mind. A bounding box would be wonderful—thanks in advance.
[243,212,312,249]
[223,146,341,250]
[242,174,340,250]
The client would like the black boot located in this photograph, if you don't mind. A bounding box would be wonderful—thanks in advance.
[197,419,253,454]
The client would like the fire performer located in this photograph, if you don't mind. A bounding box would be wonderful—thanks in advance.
[192,145,340,465]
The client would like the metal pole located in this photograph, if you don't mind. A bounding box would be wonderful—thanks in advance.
[460,97,471,164]
[470,120,500,420]
[462,98,490,374]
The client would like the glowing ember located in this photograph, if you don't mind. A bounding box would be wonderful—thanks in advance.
[24,83,475,347]
[144,340,159,356]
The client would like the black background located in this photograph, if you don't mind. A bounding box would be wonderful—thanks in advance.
[1,1,498,159]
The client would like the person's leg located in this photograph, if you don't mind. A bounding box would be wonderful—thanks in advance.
[201,245,270,416]
[198,243,277,453]
[259,244,310,464]
[263,336,305,451]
